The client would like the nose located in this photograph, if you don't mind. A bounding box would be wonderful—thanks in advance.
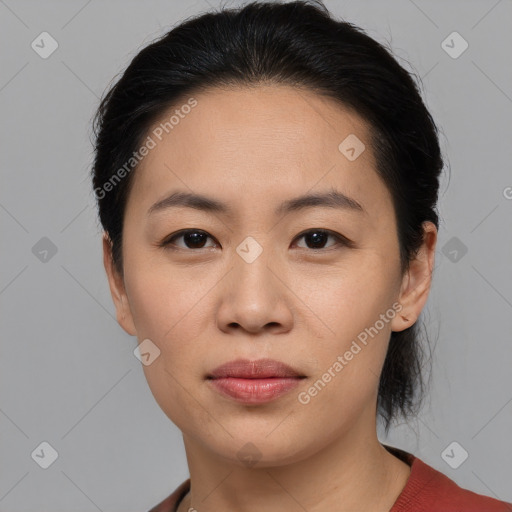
[215,243,294,336]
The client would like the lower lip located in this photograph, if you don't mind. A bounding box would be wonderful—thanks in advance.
[207,377,303,404]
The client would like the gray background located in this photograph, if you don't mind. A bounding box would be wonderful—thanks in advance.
[1,0,511,510]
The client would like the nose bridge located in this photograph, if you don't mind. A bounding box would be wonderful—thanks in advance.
[215,232,292,333]
[231,233,276,298]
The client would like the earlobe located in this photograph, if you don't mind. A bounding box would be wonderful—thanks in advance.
[392,307,410,329]
[391,222,437,333]
[102,232,137,336]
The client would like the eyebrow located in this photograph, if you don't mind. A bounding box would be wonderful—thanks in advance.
[147,189,366,217]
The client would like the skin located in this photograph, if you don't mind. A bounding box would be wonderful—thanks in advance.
[103,84,437,512]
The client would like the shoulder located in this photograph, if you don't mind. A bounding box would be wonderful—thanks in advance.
[146,478,190,512]
[388,447,512,512]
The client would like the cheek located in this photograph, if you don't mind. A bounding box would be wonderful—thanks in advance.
[296,308,391,437]
[127,265,210,428]
[292,262,396,407]
[292,259,395,344]
[124,260,209,344]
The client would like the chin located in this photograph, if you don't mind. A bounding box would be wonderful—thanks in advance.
[206,430,319,469]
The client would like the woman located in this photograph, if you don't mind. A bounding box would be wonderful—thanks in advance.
[91,1,512,510]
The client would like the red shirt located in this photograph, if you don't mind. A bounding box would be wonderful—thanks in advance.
[147,446,512,511]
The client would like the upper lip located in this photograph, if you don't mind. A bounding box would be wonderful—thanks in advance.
[208,358,305,379]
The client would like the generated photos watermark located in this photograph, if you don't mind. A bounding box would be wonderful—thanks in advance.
[94,97,198,200]
[297,301,403,405]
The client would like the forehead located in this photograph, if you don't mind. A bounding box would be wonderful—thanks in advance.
[145,84,372,168]
[127,84,390,221]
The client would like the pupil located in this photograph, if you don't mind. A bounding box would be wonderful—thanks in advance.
[185,232,206,248]
[307,231,326,248]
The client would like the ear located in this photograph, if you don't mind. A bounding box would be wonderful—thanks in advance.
[102,232,137,336]
[391,221,437,332]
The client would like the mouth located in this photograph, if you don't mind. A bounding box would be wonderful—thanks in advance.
[206,358,306,404]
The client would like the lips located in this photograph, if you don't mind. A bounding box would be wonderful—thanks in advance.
[207,358,306,404]
[207,358,305,379]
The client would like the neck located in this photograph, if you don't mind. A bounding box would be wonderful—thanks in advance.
[177,412,411,512]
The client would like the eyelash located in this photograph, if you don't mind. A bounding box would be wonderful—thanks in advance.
[160,228,353,252]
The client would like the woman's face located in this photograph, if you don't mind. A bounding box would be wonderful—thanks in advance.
[104,85,435,466]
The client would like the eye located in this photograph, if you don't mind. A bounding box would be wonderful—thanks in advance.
[293,229,349,250]
[161,228,352,251]
[161,229,217,250]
